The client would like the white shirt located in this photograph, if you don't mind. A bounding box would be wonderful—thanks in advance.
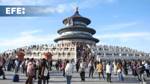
[106,64,112,74]
[80,62,86,69]
[144,63,150,70]
[65,63,73,76]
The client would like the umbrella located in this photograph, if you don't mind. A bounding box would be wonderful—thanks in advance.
[43,52,53,60]
[17,49,25,61]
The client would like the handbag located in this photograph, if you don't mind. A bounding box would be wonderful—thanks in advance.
[117,69,121,73]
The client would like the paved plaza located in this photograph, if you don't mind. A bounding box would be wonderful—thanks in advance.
[0,71,150,84]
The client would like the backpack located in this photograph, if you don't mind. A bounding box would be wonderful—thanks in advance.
[13,74,19,82]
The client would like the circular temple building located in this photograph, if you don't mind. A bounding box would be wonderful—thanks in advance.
[54,8,99,61]
[54,8,99,44]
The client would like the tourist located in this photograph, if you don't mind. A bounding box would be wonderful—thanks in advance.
[0,56,6,79]
[58,59,62,71]
[76,59,80,72]
[106,62,112,82]
[96,61,105,80]
[2,57,6,71]
[144,61,150,77]
[6,58,14,71]
[61,59,67,77]
[79,60,86,81]
[88,60,95,78]
[38,59,49,84]
[65,60,74,84]
[123,60,128,75]
[14,59,20,73]
[117,62,124,81]
[25,58,29,76]
[55,60,60,71]
[15,49,25,73]
[113,61,117,75]
[26,59,35,84]
[137,61,146,82]
[20,60,25,73]
[131,61,138,76]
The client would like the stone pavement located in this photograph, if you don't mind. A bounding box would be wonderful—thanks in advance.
[0,71,149,84]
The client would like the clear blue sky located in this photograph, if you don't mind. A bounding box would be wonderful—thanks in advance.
[0,0,150,53]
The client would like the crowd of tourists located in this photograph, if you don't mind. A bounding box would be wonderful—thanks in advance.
[0,44,150,84]
[0,55,150,84]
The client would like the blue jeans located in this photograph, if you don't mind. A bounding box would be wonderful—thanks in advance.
[118,72,124,81]
[66,76,72,84]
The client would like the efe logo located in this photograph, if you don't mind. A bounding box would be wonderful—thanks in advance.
[6,7,25,15]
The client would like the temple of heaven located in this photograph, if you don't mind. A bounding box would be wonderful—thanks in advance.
[54,8,99,61]
[54,8,99,45]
